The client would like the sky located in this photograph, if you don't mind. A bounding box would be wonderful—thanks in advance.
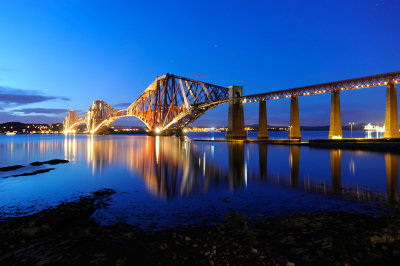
[0,0,399,127]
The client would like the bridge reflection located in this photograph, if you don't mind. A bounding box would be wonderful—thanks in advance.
[62,136,400,202]
[385,153,399,202]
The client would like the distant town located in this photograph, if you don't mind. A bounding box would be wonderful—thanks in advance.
[0,121,371,135]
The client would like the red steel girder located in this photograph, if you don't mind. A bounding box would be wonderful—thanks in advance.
[127,73,229,131]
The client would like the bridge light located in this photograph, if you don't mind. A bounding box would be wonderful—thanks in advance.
[155,128,161,133]
[90,130,94,134]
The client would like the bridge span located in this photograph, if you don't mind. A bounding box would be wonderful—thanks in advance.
[64,71,400,139]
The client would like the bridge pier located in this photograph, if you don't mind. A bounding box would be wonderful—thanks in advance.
[94,126,109,135]
[226,86,246,139]
[257,101,268,139]
[289,96,301,140]
[148,130,173,136]
[328,91,343,139]
[384,80,400,138]
[175,128,185,137]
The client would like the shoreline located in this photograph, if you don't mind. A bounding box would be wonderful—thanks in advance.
[2,190,400,265]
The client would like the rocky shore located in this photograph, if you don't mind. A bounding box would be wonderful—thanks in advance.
[1,189,400,265]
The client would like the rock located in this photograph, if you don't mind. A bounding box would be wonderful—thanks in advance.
[370,234,392,244]
[30,161,44,166]
[0,165,24,172]
[223,212,249,232]
[21,226,39,237]
[93,188,116,198]
[393,250,400,256]
[40,224,50,231]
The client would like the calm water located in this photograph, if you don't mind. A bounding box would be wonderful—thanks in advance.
[0,131,397,230]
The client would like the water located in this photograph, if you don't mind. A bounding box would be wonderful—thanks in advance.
[0,131,397,230]
[188,130,384,141]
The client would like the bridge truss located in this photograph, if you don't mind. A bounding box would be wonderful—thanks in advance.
[244,71,400,102]
[64,71,400,134]
[64,74,229,134]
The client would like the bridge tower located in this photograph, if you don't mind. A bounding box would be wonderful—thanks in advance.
[226,86,246,139]
[384,80,400,138]
[63,110,80,133]
[328,91,343,139]
[288,96,301,140]
[85,100,118,134]
[257,101,268,139]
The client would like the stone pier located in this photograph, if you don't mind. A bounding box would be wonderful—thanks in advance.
[384,80,400,138]
[289,96,301,140]
[175,128,184,137]
[257,100,268,139]
[328,91,343,139]
[226,86,246,139]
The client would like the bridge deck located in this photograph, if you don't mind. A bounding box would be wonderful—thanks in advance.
[243,70,400,102]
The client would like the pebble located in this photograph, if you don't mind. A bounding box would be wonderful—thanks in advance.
[21,226,39,237]
[393,250,400,256]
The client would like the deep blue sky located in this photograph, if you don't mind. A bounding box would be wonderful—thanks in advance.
[0,0,399,126]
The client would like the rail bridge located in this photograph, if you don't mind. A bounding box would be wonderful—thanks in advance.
[64,71,400,139]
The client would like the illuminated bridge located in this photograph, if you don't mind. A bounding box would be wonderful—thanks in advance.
[64,71,400,139]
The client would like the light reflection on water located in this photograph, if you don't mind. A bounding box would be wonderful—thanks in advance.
[0,132,398,229]
[190,130,384,141]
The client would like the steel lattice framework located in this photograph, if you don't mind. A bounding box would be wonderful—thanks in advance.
[84,100,127,133]
[63,110,80,131]
[64,73,229,134]
[126,73,229,131]
[244,71,400,102]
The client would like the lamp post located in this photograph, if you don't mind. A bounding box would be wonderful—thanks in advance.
[349,122,355,138]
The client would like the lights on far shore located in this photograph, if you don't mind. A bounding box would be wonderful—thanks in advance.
[63,129,77,134]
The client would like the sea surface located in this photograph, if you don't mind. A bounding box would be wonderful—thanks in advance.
[0,131,397,230]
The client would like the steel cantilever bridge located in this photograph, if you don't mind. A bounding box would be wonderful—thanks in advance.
[64,73,229,134]
[64,71,400,135]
